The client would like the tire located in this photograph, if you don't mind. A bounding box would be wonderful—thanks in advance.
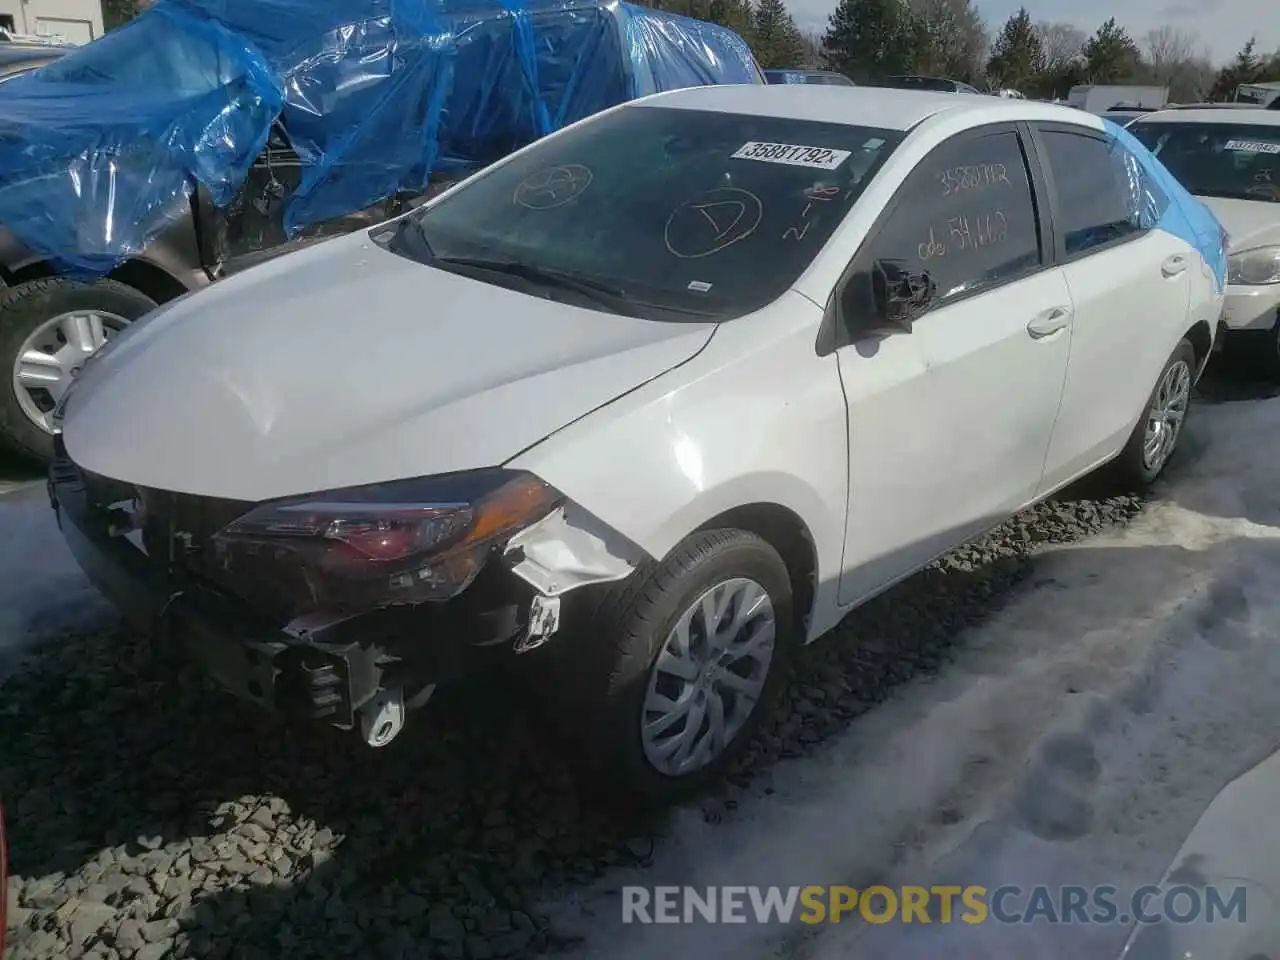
[549,528,795,807]
[0,277,157,463]
[1111,339,1197,488]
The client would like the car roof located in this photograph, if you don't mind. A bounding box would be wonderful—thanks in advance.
[1134,107,1280,125]
[634,84,1103,133]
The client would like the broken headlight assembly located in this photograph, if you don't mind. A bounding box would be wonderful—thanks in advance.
[209,469,561,617]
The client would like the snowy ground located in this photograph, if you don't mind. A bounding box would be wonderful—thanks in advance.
[3,376,1280,959]
[546,390,1280,959]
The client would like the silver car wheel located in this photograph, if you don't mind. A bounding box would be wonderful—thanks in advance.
[640,576,776,777]
[11,309,129,434]
[1142,357,1192,472]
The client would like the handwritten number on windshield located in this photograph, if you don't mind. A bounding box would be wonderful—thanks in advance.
[782,184,842,241]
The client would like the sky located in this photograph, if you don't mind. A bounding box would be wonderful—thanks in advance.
[786,0,1279,67]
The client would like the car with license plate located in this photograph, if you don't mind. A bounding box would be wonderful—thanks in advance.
[1129,108,1280,374]
[48,86,1227,803]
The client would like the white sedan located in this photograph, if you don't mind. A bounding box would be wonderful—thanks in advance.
[49,86,1227,803]
[1129,108,1280,373]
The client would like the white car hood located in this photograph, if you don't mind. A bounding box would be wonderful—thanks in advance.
[62,233,716,502]
[1198,196,1280,250]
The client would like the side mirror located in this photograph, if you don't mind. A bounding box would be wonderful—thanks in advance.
[873,258,936,331]
[840,258,936,337]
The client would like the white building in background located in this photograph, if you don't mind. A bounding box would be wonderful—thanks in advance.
[0,0,104,45]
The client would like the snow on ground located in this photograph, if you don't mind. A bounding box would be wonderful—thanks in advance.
[545,395,1280,960]
[0,479,113,683]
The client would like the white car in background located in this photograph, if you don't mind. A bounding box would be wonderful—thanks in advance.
[49,86,1226,803]
[1130,108,1280,373]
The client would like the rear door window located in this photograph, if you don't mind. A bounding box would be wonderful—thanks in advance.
[1035,129,1146,256]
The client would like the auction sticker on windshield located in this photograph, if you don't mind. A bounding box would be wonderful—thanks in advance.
[1224,139,1280,154]
[732,141,852,170]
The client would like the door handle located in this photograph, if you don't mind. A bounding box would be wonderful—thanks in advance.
[1027,306,1071,339]
[1161,254,1188,278]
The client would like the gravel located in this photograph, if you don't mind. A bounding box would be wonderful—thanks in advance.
[1,484,1148,960]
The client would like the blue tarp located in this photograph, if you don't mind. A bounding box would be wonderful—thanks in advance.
[0,0,759,273]
[1104,118,1228,293]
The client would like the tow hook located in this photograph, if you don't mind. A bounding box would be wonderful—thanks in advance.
[357,683,437,747]
[360,687,406,747]
[514,594,561,654]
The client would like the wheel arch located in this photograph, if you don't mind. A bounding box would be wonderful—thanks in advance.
[694,502,818,639]
[1183,318,1213,375]
[548,468,845,645]
[6,258,191,305]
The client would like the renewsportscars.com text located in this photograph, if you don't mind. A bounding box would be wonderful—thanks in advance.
[621,884,1248,926]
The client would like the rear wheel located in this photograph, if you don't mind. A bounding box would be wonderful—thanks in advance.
[553,528,794,805]
[1111,339,1196,487]
[0,277,156,463]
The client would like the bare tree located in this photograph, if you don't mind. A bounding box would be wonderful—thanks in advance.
[1144,26,1193,78]
[1034,21,1085,69]
[1176,58,1217,102]
[1143,26,1214,101]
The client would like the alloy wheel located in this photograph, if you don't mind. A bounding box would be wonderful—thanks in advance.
[640,577,776,777]
[1142,358,1192,473]
[11,309,129,434]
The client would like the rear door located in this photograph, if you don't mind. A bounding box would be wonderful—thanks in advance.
[1030,122,1193,492]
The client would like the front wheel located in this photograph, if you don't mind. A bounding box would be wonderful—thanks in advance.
[1111,339,1197,488]
[555,528,794,805]
[0,277,157,463]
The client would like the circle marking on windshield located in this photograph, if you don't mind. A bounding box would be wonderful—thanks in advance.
[513,164,593,209]
[664,188,763,259]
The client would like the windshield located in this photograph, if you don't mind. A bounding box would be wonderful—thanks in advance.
[1129,122,1280,203]
[398,105,902,320]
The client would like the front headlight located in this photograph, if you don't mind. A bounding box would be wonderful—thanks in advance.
[1228,246,1280,285]
[211,470,561,615]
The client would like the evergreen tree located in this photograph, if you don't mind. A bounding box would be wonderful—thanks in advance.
[986,8,1043,90]
[1207,37,1268,101]
[822,0,915,83]
[704,0,754,40]
[1081,17,1141,83]
[907,0,989,85]
[752,0,805,69]
[102,0,143,30]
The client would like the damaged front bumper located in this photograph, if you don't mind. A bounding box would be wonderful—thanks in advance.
[47,442,642,745]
